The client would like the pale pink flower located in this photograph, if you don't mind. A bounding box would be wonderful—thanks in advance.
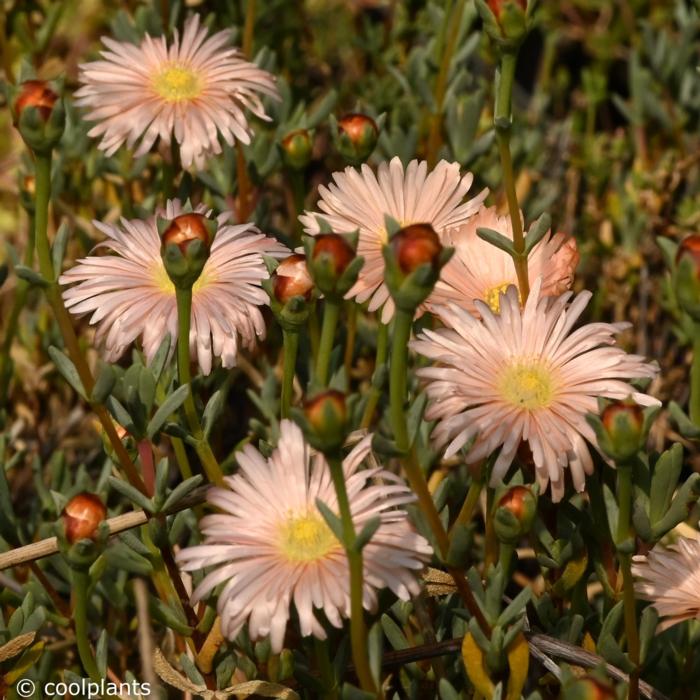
[412,279,660,502]
[299,157,487,322]
[59,199,287,375]
[633,537,700,631]
[429,206,579,316]
[76,14,279,169]
[176,420,432,652]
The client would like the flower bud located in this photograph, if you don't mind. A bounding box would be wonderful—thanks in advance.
[62,493,107,544]
[162,213,212,255]
[675,234,700,321]
[14,80,58,122]
[272,254,314,303]
[391,224,442,274]
[383,223,453,312]
[312,234,355,276]
[476,0,529,49]
[598,398,645,463]
[493,485,537,545]
[561,675,616,700]
[280,129,313,170]
[307,233,362,298]
[303,390,347,452]
[488,0,526,17]
[159,213,215,289]
[336,113,378,164]
[13,79,65,154]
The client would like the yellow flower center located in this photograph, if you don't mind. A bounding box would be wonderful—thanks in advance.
[499,362,554,410]
[153,64,202,102]
[153,263,211,293]
[278,512,338,563]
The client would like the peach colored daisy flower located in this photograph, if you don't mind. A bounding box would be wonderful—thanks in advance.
[299,156,487,322]
[76,14,279,169]
[632,537,700,631]
[59,199,287,375]
[176,420,432,652]
[429,206,579,316]
[412,279,659,501]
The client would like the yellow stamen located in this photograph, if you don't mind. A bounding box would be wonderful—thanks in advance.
[153,64,202,102]
[278,512,338,563]
[484,282,516,313]
[499,362,554,410]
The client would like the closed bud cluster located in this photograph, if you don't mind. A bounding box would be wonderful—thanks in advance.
[159,213,216,289]
[13,79,65,153]
[674,234,700,321]
[280,129,313,170]
[62,493,107,544]
[493,485,537,545]
[383,223,453,312]
[335,113,378,165]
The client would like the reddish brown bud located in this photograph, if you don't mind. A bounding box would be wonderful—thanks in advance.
[488,0,526,17]
[304,389,347,439]
[564,675,616,700]
[676,235,700,275]
[162,213,211,254]
[62,493,107,544]
[23,176,36,195]
[497,485,533,520]
[273,254,314,303]
[280,129,313,169]
[15,80,58,122]
[311,234,355,276]
[336,113,379,163]
[391,224,442,274]
[601,399,644,435]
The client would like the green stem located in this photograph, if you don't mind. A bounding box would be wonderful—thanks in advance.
[313,637,339,700]
[343,302,357,385]
[327,453,377,696]
[494,51,529,302]
[242,0,256,56]
[360,321,388,429]
[281,329,300,419]
[32,152,147,493]
[174,288,224,486]
[691,328,700,425]
[449,475,483,542]
[316,299,341,387]
[388,309,490,634]
[616,464,640,700]
[0,213,35,402]
[73,568,118,695]
[426,0,465,166]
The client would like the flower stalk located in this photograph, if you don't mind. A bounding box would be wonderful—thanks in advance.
[389,308,490,634]
[494,50,529,301]
[616,463,640,700]
[281,328,300,418]
[691,326,700,425]
[31,151,147,494]
[326,451,377,696]
[360,321,388,429]
[316,299,341,387]
[174,287,225,486]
